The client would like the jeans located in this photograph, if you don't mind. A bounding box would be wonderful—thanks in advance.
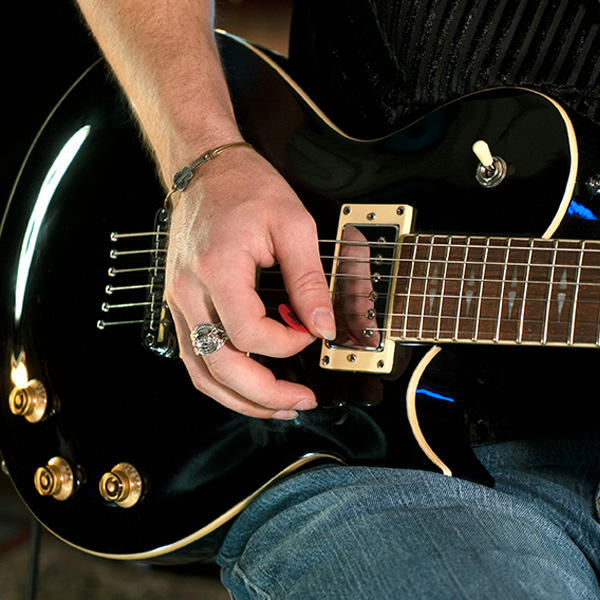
[216,431,600,599]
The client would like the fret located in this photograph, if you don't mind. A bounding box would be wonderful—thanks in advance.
[566,240,600,346]
[493,240,511,343]
[471,239,490,341]
[398,234,419,339]
[435,239,452,340]
[517,239,560,344]
[517,240,534,343]
[544,240,580,345]
[405,234,431,339]
[420,235,450,340]
[452,238,473,341]
[496,239,527,343]
[542,240,560,345]
[454,237,486,341]
[568,241,584,345]
[436,236,467,340]
[451,239,468,341]
[468,236,507,342]
[417,237,436,339]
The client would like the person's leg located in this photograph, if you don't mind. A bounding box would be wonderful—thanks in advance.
[217,433,600,599]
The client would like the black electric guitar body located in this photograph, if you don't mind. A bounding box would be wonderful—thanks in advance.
[1,31,600,563]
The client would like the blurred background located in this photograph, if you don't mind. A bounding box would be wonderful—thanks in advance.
[2,0,292,211]
[1,2,290,598]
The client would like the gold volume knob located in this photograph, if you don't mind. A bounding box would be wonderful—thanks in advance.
[99,463,143,508]
[9,380,48,423]
[34,457,74,501]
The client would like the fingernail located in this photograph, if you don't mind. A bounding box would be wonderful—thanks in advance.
[272,410,299,421]
[312,307,336,341]
[293,399,318,411]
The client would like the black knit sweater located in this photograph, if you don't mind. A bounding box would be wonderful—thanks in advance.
[289,0,600,137]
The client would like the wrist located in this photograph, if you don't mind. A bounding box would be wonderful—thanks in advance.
[164,140,256,211]
[156,119,245,184]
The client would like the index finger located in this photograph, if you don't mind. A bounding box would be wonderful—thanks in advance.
[207,250,316,357]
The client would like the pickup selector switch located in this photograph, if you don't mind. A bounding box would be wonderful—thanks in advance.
[473,140,508,188]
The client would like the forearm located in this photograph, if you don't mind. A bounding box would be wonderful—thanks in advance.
[77,0,333,418]
[76,0,242,186]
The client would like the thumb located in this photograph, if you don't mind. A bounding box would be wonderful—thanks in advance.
[274,213,337,341]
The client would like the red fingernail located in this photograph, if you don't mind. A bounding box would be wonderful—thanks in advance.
[278,304,309,333]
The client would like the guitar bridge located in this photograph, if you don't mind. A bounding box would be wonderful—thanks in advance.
[320,204,414,374]
[97,208,179,358]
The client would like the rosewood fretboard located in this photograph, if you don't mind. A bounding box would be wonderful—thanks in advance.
[391,235,600,347]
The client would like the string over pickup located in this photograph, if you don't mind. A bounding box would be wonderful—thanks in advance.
[320,204,414,374]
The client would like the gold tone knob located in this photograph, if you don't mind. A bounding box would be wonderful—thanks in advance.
[99,463,143,508]
[34,457,74,501]
[9,380,48,423]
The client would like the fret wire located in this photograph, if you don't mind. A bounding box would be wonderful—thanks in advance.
[418,237,435,339]
[542,240,560,345]
[435,237,452,340]
[518,240,533,344]
[493,240,510,343]
[473,238,491,342]
[569,241,586,345]
[453,237,471,341]
[402,234,419,339]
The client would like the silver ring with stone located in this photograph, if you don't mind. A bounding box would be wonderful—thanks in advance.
[190,323,229,355]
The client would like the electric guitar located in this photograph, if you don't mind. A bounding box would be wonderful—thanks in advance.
[1,31,599,564]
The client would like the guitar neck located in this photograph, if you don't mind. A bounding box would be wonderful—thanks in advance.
[391,234,600,347]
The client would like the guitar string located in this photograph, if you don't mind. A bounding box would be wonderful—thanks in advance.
[104,237,600,328]
[108,232,600,251]
[105,261,600,307]
[261,308,598,345]
[258,272,600,293]
[264,302,598,324]
[318,237,600,250]
[317,255,600,271]
[263,304,600,335]
[107,239,600,277]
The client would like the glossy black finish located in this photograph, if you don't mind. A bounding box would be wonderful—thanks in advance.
[1,33,599,562]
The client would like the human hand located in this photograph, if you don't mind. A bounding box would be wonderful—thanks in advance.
[165,147,335,419]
